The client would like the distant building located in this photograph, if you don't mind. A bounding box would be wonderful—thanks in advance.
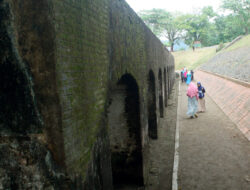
[194,41,201,48]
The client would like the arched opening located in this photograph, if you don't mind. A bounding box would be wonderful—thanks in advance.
[147,70,157,139]
[158,69,164,118]
[164,68,167,107]
[167,66,170,97]
[108,74,144,189]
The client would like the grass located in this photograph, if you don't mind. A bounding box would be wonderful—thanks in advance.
[221,34,250,53]
[173,46,217,70]
[173,35,250,71]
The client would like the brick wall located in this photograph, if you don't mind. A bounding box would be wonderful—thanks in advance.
[0,0,175,189]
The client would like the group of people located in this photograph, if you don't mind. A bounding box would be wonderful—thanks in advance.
[186,81,206,119]
[180,67,206,118]
[180,67,194,85]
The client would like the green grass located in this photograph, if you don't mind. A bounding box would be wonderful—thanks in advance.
[221,34,250,53]
[173,46,217,70]
[173,35,250,71]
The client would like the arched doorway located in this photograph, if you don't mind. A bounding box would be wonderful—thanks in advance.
[147,70,157,139]
[108,74,144,189]
[158,69,164,118]
[167,66,170,97]
[164,68,167,107]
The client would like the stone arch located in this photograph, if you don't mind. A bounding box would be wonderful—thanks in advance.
[164,68,167,107]
[167,66,170,97]
[108,74,144,188]
[147,70,158,139]
[158,69,164,118]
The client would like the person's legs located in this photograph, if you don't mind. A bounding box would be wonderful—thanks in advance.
[194,98,198,118]
[187,97,198,118]
[201,98,206,112]
[198,99,202,112]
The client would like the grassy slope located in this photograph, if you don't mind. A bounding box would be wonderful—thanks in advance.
[220,34,250,53]
[173,34,250,71]
[173,46,217,70]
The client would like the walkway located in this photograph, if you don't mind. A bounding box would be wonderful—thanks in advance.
[177,81,250,190]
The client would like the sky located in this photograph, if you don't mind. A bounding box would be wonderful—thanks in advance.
[125,0,222,13]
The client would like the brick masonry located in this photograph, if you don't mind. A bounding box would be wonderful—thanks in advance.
[0,0,176,189]
[195,70,250,141]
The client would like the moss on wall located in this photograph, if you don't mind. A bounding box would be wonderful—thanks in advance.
[0,0,175,189]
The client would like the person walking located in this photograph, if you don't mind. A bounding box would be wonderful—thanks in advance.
[186,82,198,118]
[184,70,188,82]
[197,82,206,112]
[181,69,184,83]
[191,70,194,80]
[186,71,192,85]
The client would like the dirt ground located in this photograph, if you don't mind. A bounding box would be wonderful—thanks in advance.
[145,81,179,190]
[178,81,250,190]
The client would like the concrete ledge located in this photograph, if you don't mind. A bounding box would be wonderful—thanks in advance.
[220,35,242,51]
[195,70,250,141]
[198,69,250,88]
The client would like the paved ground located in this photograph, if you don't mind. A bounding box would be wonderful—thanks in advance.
[178,81,250,190]
[146,81,178,190]
[195,70,250,141]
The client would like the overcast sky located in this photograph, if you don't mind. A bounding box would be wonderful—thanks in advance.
[125,0,222,13]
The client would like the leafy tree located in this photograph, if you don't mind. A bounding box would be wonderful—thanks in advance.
[138,3,249,50]
[181,6,216,47]
[139,9,184,51]
[221,0,250,34]
[214,14,245,43]
[138,9,167,36]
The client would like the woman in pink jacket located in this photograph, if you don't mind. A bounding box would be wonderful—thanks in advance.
[186,82,198,118]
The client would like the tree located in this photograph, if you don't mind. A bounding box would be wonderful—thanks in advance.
[214,14,244,43]
[221,0,250,34]
[160,13,183,51]
[138,9,167,36]
[181,6,217,47]
[139,9,183,51]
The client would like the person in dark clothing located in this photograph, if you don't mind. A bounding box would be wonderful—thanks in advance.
[181,69,184,82]
[197,82,206,112]
[191,70,194,81]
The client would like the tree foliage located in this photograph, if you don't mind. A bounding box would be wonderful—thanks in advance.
[221,0,250,34]
[139,9,183,51]
[138,1,250,50]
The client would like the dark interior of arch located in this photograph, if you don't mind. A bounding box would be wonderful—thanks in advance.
[158,69,164,118]
[164,68,168,107]
[147,70,157,139]
[167,67,170,97]
[0,4,40,135]
[108,74,144,188]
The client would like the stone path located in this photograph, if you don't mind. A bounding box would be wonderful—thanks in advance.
[178,81,250,190]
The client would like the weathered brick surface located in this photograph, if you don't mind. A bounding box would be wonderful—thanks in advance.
[196,70,250,141]
[0,0,175,189]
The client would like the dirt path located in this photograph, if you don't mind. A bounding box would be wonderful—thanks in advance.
[178,81,250,190]
[145,81,178,190]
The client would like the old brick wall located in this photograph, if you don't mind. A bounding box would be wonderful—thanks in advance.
[0,0,175,189]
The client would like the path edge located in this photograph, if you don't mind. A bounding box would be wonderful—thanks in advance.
[172,80,181,190]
